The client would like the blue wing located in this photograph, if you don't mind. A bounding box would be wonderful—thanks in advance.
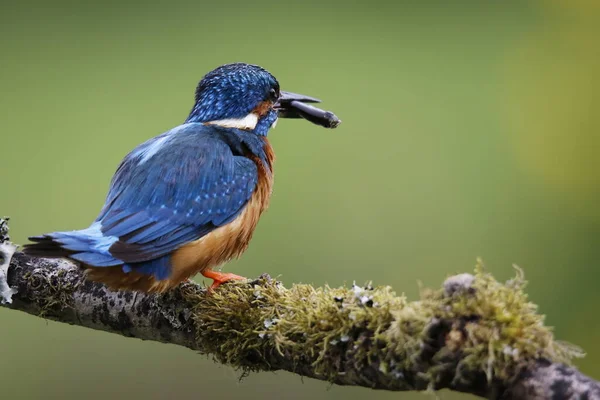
[90,123,258,266]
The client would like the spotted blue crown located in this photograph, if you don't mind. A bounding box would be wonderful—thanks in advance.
[186,63,280,124]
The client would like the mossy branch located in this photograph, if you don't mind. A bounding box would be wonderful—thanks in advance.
[0,221,598,399]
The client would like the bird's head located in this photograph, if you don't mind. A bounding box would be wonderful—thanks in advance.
[185,63,337,136]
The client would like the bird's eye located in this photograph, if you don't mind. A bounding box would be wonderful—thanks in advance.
[269,88,278,101]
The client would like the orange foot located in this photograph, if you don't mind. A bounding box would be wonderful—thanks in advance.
[201,270,247,290]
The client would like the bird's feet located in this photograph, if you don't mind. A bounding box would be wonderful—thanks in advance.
[201,269,247,291]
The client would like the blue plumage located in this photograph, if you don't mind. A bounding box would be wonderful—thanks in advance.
[27,123,270,280]
[187,63,279,126]
[24,62,338,291]
[98,124,265,273]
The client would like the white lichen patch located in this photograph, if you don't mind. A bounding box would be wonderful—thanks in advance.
[443,273,475,296]
[0,241,18,304]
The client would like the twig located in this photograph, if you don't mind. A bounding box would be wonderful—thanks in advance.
[0,219,597,399]
[0,217,17,304]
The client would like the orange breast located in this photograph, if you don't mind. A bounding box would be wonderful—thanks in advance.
[85,139,275,293]
[168,139,275,287]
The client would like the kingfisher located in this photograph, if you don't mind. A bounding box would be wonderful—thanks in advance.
[23,63,340,293]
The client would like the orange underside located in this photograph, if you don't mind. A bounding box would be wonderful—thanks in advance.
[201,269,246,290]
[83,139,275,294]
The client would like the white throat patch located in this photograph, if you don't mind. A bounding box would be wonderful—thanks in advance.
[205,113,259,130]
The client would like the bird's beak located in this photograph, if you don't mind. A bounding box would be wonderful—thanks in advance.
[275,90,341,129]
[278,90,322,105]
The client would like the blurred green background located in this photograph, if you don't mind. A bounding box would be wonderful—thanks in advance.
[1,0,599,398]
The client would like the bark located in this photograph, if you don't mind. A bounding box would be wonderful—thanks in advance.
[1,222,598,399]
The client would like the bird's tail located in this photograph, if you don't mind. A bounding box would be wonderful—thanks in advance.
[23,235,73,258]
[22,222,122,267]
[23,224,180,293]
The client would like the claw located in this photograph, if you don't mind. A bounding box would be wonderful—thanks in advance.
[202,270,246,291]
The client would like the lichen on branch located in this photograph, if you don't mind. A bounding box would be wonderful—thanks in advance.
[1,224,597,399]
[0,217,17,303]
[183,260,583,394]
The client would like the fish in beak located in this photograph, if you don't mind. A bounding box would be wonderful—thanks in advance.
[275,90,341,129]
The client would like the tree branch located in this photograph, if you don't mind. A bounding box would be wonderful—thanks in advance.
[0,220,598,399]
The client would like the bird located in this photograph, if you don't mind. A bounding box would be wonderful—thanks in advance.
[23,62,340,293]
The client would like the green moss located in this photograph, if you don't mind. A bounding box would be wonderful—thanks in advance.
[423,260,584,384]
[23,266,82,316]
[184,264,584,389]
